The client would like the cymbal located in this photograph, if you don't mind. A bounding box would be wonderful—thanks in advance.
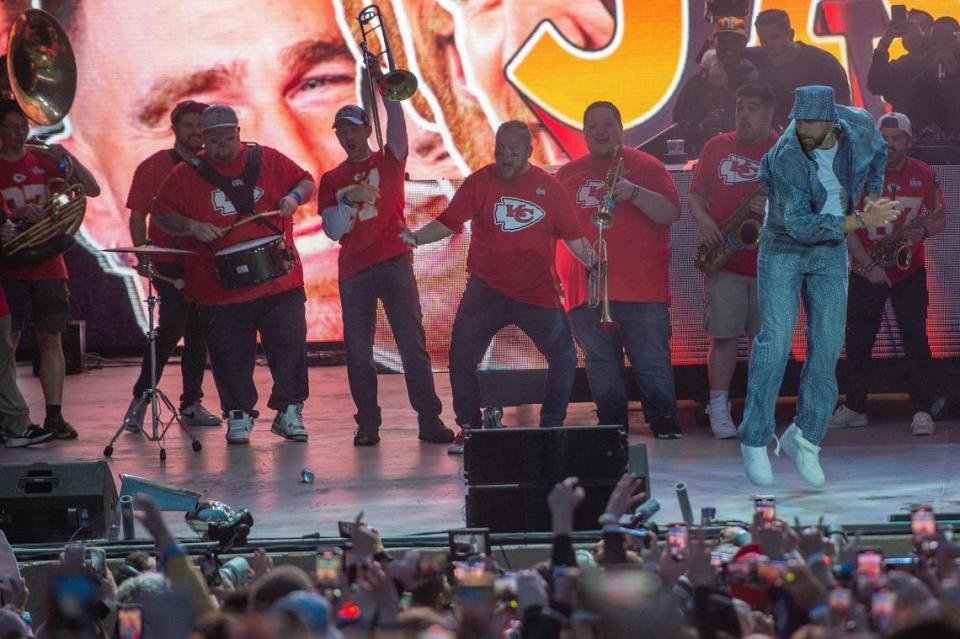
[102,245,194,255]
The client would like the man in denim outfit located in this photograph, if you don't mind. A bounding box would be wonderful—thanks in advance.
[738,86,899,488]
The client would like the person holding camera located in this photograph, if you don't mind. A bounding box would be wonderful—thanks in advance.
[831,113,946,437]
[738,86,898,489]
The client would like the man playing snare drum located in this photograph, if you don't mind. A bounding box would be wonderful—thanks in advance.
[153,105,315,445]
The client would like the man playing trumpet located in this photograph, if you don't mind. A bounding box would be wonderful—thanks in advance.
[688,83,778,439]
[0,99,100,441]
[555,101,682,439]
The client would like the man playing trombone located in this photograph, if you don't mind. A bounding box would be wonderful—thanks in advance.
[555,101,682,439]
[317,58,453,448]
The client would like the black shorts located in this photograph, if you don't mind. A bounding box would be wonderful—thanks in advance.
[2,279,70,334]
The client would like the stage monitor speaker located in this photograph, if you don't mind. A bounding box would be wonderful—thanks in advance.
[0,461,117,543]
[463,425,629,485]
[466,481,617,532]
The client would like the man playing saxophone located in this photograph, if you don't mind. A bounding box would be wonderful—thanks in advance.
[831,113,946,436]
[0,99,100,441]
[688,83,778,439]
[555,101,682,439]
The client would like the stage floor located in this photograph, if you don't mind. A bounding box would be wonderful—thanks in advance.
[0,362,955,540]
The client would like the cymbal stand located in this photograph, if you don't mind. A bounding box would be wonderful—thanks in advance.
[103,251,202,461]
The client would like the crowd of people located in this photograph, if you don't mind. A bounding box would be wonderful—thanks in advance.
[3,477,960,639]
[673,8,960,156]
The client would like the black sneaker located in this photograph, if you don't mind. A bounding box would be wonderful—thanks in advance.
[6,424,54,448]
[418,418,455,444]
[44,415,78,440]
[650,415,681,440]
[353,430,380,446]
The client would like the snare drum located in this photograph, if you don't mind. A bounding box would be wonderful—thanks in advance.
[213,234,293,289]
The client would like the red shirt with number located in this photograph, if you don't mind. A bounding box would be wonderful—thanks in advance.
[126,149,186,265]
[855,157,943,285]
[153,144,312,305]
[438,164,583,308]
[688,131,779,278]
[0,150,68,280]
[555,147,680,310]
[316,148,409,281]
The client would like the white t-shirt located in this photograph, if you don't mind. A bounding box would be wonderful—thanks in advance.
[812,144,846,217]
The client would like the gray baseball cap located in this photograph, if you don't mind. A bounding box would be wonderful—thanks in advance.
[333,105,369,128]
[200,105,239,131]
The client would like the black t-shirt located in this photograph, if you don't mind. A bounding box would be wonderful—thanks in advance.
[747,43,852,128]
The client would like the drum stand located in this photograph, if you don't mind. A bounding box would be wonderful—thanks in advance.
[103,252,202,461]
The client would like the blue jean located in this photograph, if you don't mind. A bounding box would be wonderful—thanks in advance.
[199,287,309,417]
[339,253,442,432]
[568,302,678,428]
[449,276,576,428]
[739,235,848,447]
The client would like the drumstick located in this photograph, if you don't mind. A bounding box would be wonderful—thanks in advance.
[154,273,185,290]
[226,210,283,232]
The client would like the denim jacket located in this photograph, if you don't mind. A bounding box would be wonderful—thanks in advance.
[759,105,887,245]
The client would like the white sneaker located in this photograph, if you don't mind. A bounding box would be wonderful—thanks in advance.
[740,443,774,486]
[707,400,738,439]
[828,404,867,429]
[911,411,935,436]
[271,404,308,442]
[226,410,254,445]
[779,423,825,488]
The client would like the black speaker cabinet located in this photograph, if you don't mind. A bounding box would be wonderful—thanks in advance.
[463,425,629,485]
[463,426,649,532]
[0,461,117,543]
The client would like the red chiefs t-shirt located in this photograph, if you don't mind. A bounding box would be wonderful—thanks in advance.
[126,149,186,265]
[856,157,943,285]
[316,148,409,280]
[0,151,68,280]
[438,164,583,308]
[0,285,9,317]
[555,147,680,311]
[689,131,779,278]
[153,145,312,305]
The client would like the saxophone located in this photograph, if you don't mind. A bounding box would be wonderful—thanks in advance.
[867,199,937,271]
[694,186,764,275]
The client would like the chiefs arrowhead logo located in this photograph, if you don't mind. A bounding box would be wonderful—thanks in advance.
[12,173,26,184]
[210,186,265,216]
[493,196,545,232]
[576,179,605,209]
[718,154,760,185]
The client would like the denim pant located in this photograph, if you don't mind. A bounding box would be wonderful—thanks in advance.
[339,253,442,432]
[739,236,848,447]
[133,264,207,408]
[198,287,308,416]
[568,302,678,428]
[449,276,576,428]
[844,268,933,414]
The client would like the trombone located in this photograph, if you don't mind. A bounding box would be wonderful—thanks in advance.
[355,5,419,150]
[588,148,623,331]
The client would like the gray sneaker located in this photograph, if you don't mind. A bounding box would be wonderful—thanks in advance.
[271,404,308,442]
[226,410,254,445]
[181,402,222,427]
[122,397,148,433]
[6,424,54,448]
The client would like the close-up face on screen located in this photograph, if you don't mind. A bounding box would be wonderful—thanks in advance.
[10,0,958,370]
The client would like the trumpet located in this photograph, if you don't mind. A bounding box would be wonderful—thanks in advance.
[356,5,419,150]
[588,146,623,331]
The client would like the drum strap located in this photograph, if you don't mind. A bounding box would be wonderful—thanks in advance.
[187,144,282,235]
